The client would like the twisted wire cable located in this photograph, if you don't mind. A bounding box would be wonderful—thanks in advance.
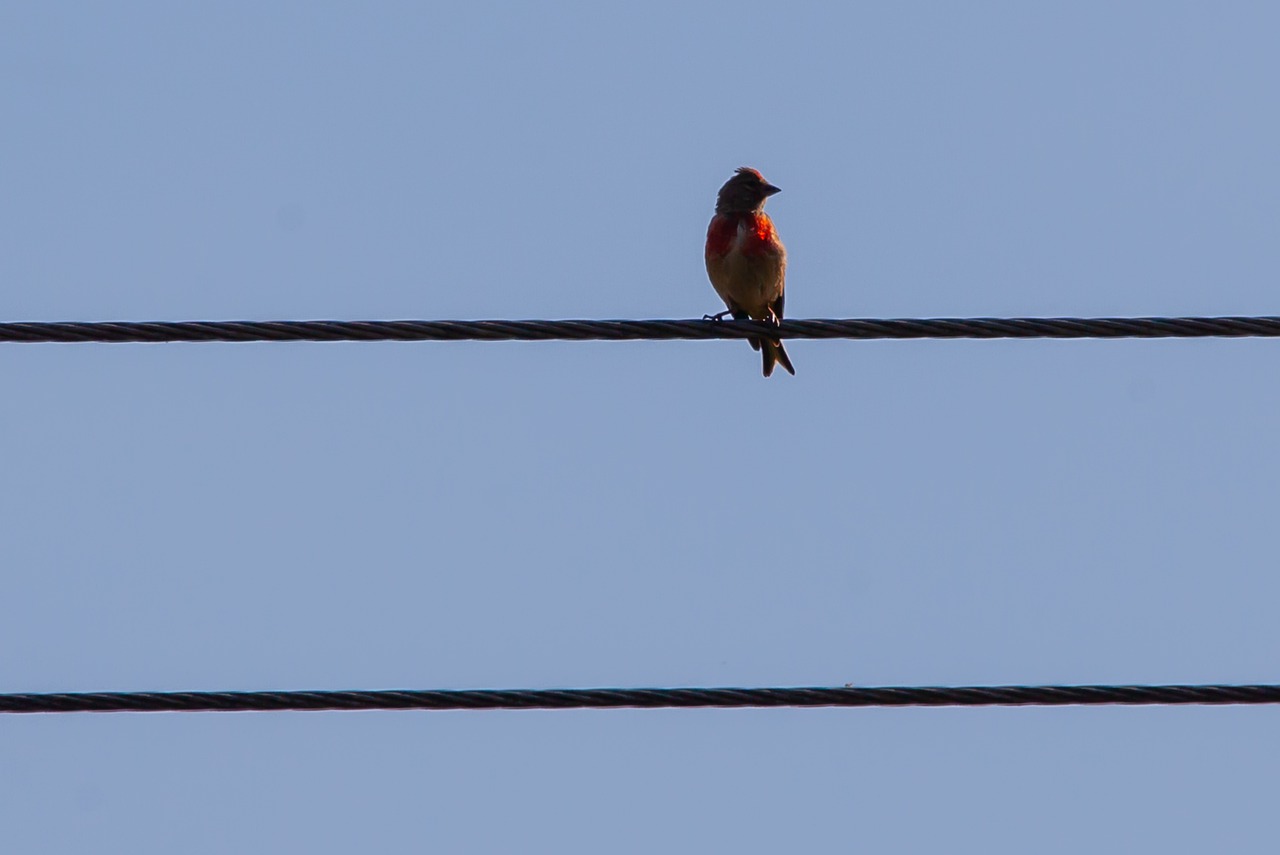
[3,683,1278,714]
[2,315,1280,344]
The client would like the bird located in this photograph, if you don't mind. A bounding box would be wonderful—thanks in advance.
[704,166,795,377]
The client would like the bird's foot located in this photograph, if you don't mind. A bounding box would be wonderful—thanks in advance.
[703,310,733,322]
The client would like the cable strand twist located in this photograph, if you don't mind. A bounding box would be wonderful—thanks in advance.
[4,315,1280,344]
[3,683,1279,714]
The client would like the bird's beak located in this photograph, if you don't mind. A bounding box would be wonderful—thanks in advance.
[763,183,782,196]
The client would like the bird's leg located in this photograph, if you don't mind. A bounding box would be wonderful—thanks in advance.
[703,310,732,321]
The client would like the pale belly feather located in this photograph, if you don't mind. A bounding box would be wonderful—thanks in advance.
[706,237,787,320]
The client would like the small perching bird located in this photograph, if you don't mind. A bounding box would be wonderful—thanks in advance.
[704,167,795,377]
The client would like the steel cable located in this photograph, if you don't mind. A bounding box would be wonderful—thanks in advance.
[3,683,1279,714]
[3,315,1280,344]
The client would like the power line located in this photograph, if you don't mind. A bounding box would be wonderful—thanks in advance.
[2,315,1280,344]
[3,683,1279,714]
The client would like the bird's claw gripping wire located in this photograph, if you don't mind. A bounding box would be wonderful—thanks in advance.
[702,311,780,325]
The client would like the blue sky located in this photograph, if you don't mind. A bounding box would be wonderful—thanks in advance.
[3,2,1279,850]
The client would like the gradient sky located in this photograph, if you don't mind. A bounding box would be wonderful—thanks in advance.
[3,2,1279,851]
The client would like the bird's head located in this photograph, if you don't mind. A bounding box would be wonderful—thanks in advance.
[715,167,781,213]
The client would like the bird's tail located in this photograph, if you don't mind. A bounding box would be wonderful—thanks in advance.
[761,337,796,377]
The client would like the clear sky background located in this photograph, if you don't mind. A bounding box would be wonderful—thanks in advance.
[3,2,1279,850]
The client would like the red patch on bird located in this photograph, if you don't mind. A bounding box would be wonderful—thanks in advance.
[706,212,780,258]
[704,214,738,258]
[739,213,780,257]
